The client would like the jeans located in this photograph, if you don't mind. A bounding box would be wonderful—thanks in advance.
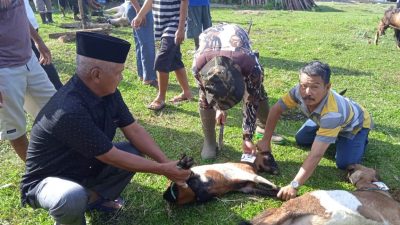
[126,5,157,82]
[295,119,370,169]
[28,142,140,225]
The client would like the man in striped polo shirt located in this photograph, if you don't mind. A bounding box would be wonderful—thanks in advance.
[133,0,193,110]
[257,61,373,201]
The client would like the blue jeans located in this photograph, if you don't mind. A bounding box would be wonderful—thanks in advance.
[28,142,140,225]
[295,119,370,169]
[126,5,157,82]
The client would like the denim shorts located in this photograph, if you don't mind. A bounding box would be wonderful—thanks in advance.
[154,37,185,73]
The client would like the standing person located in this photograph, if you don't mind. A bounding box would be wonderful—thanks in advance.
[33,0,53,24]
[127,0,158,88]
[193,23,283,160]
[58,0,81,21]
[0,0,57,161]
[257,61,373,201]
[24,0,63,90]
[21,32,191,225]
[186,0,212,50]
[133,0,193,111]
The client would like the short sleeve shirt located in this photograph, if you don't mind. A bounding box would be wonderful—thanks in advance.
[278,85,373,143]
[21,75,135,203]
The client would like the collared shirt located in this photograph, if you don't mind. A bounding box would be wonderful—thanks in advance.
[279,85,373,143]
[193,23,265,140]
[21,75,135,204]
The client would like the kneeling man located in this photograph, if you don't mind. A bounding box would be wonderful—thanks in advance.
[21,32,190,225]
[257,61,373,201]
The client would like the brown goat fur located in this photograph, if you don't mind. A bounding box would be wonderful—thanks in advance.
[163,151,280,205]
[244,164,400,225]
[375,7,400,48]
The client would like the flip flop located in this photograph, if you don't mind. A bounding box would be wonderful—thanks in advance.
[169,95,192,104]
[87,196,125,213]
[147,100,166,111]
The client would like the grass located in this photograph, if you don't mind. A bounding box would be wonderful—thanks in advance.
[1,2,400,224]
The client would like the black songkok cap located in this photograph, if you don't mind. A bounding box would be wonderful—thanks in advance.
[76,32,131,63]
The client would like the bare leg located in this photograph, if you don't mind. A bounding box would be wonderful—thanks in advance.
[10,134,29,161]
[153,71,169,103]
[174,67,193,99]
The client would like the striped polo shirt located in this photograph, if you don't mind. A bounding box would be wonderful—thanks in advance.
[152,0,182,39]
[278,85,373,143]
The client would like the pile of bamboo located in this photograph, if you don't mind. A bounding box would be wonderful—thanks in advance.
[279,0,316,10]
[242,0,316,10]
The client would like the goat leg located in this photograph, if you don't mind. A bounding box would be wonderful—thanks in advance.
[374,31,380,45]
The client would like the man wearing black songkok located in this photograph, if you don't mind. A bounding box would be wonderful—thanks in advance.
[20,32,191,225]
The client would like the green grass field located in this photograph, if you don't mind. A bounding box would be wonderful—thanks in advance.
[1,2,399,224]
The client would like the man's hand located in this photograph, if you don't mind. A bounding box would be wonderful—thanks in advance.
[132,15,145,29]
[36,42,52,65]
[215,110,227,125]
[174,28,185,45]
[0,91,3,108]
[277,184,298,201]
[160,161,191,184]
[256,139,271,152]
[131,11,146,28]
[242,139,256,154]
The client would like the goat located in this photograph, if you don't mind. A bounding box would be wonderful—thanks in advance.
[374,6,400,49]
[242,164,400,225]
[163,151,280,205]
[104,1,130,27]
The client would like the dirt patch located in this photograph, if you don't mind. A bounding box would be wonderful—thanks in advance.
[235,10,267,15]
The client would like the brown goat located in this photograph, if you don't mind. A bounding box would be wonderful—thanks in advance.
[163,151,280,205]
[374,7,400,49]
[243,164,400,225]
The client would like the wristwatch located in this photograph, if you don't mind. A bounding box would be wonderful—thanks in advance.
[290,180,300,189]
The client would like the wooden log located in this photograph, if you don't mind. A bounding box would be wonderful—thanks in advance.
[60,22,112,29]
[48,27,112,39]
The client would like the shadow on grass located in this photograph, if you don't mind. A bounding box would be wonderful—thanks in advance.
[262,57,372,76]
[315,5,346,13]
[89,181,248,225]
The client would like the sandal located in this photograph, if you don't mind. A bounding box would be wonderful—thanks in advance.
[87,196,125,213]
[169,94,193,104]
[147,100,166,111]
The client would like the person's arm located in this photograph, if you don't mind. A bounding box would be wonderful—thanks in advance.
[241,65,264,154]
[96,121,191,183]
[277,140,330,201]
[256,102,284,152]
[130,0,146,28]
[96,147,190,183]
[133,0,153,28]
[121,121,169,163]
[130,0,141,12]
[175,0,188,45]
[29,23,51,65]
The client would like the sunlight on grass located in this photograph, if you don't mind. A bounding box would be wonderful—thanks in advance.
[1,2,399,224]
